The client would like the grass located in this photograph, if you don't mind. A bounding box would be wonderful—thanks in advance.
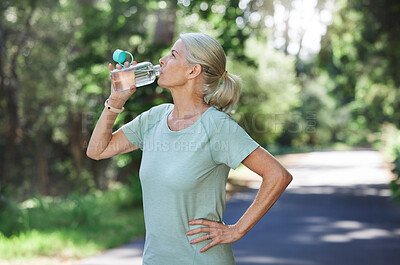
[0,183,145,262]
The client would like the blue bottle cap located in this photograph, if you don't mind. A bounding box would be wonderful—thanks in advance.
[112,49,134,68]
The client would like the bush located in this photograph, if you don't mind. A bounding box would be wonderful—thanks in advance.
[0,195,25,237]
[390,146,400,203]
[0,183,145,260]
[380,124,400,203]
[0,179,143,237]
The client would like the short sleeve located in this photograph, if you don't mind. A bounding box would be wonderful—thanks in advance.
[121,104,172,150]
[208,113,259,169]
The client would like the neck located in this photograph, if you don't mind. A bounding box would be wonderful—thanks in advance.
[169,84,209,120]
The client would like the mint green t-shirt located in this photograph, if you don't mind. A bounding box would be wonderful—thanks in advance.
[121,104,259,265]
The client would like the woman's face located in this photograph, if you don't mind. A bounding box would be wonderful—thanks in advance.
[158,39,193,88]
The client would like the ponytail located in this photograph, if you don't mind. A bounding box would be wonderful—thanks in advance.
[206,72,242,113]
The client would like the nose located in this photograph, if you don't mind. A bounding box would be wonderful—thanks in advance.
[159,56,166,66]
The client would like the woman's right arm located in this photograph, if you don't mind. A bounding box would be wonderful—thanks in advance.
[86,62,138,160]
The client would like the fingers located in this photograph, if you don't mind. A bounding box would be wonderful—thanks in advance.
[189,219,215,226]
[111,59,136,71]
[187,226,211,236]
[129,85,136,94]
[189,233,211,244]
[187,220,241,253]
[200,240,219,253]
[188,231,219,253]
[114,60,135,70]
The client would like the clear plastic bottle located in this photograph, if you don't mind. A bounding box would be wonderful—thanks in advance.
[110,62,161,91]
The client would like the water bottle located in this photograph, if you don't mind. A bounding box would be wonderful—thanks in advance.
[110,49,161,91]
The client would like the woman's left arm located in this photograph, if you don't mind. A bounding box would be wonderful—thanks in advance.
[187,146,293,252]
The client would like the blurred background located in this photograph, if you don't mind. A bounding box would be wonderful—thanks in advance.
[1,0,399,264]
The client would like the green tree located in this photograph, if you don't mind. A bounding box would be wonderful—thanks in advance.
[319,0,400,138]
[0,0,168,197]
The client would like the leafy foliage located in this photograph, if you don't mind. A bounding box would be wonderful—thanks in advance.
[319,0,400,136]
[390,148,400,203]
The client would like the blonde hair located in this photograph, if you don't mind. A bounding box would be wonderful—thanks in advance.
[179,33,242,113]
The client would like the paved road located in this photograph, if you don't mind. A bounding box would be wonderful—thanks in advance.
[79,149,400,265]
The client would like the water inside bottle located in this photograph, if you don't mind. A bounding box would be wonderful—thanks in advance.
[111,70,136,91]
[135,69,157,87]
[110,62,159,91]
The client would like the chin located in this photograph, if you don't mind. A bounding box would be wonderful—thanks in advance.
[157,77,172,89]
[157,79,166,88]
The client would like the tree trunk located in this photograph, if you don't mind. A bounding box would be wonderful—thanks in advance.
[0,6,35,186]
[153,1,177,46]
[36,146,49,196]
[283,8,290,55]
[0,24,23,186]
[69,112,85,176]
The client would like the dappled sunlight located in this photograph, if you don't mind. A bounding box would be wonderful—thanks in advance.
[235,255,317,265]
[283,173,399,234]
[287,216,398,245]
[321,228,393,243]
[332,220,364,229]
[282,217,399,251]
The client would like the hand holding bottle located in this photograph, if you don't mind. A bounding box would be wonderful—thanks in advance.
[108,61,137,109]
[107,49,161,108]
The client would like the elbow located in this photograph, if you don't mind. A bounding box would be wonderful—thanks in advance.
[283,171,293,186]
[266,169,293,187]
[86,149,101,160]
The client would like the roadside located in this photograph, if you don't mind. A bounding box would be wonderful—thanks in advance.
[230,149,400,265]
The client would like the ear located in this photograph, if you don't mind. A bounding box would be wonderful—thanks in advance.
[188,64,202,80]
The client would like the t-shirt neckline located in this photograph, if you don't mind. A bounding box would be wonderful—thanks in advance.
[164,105,214,134]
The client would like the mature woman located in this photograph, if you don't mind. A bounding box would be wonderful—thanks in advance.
[87,33,292,264]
